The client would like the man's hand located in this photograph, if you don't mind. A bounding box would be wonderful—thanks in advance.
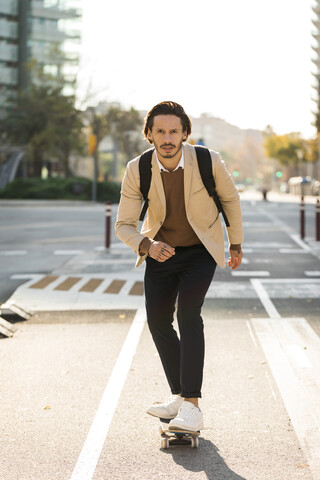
[148,241,175,262]
[227,247,243,270]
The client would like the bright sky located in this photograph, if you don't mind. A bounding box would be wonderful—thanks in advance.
[77,0,315,138]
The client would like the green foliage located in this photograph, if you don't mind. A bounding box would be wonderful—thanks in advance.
[0,177,121,203]
[263,131,308,166]
[1,83,85,177]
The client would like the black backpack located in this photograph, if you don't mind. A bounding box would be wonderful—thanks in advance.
[138,145,230,227]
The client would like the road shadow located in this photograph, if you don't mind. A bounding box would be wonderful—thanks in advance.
[162,438,247,480]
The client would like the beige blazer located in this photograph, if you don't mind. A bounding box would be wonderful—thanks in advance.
[115,143,243,268]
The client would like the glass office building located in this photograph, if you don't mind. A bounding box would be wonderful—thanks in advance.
[0,0,81,118]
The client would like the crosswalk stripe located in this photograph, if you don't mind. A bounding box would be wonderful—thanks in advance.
[232,271,270,277]
[129,281,144,296]
[54,277,81,291]
[29,275,59,289]
[79,279,104,293]
[104,280,126,294]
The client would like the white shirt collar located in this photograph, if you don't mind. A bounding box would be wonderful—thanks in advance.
[155,147,184,172]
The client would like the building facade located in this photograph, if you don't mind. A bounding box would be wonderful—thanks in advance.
[312,1,320,132]
[0,0,81,119]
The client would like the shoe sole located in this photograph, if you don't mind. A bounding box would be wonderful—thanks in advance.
[146,410,176,420]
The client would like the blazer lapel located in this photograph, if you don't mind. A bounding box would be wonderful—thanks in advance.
[183,144,194,208]
[151,150,166,211]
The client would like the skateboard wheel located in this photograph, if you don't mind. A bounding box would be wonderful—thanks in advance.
[191,436,199,448]
[161,438,169,449]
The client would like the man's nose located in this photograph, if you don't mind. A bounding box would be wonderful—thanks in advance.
[163,133,172,143]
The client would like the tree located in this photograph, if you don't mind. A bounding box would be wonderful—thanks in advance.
[264,131,308,167]
[1,84,85,177]
[105,106,143,160]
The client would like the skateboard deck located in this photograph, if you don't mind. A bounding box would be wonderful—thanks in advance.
[159,417,200,449]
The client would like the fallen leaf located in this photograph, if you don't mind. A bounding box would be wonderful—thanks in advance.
[43,405,51,410]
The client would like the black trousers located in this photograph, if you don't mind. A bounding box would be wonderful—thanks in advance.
[144,244,217,398]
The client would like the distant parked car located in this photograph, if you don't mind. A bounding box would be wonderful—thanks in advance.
[288,177,319,195]
[312,180,320,196]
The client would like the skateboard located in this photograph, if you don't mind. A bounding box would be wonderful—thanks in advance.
[159,417,200,449]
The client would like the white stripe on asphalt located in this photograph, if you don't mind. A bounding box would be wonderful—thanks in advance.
[252,317,320,479]
[250,279,281,318]
[290,234,311,251]
[280,249,310,254]
[70,307,146,480]
[305,271,320,277]
[232,271,270,277]
[0,250,27,255]
[54,250,84,255]
[10,274,40,280]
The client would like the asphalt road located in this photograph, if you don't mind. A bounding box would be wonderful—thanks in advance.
[0,193,320,480]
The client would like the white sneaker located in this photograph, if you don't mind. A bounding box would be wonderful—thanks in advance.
[146,394,184,419]
[168,401,204,432]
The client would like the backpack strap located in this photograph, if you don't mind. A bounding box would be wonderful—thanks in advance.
[195,146,230,227]
[139,148,154,221]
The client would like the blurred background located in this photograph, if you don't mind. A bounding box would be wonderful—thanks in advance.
[0,0,319,200]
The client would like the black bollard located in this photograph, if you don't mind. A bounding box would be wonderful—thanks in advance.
[300,195,305,240]
[316,198,320,242]
[105,201,112,249]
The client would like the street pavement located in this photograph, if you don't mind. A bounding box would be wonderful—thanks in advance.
[0,192,320,480]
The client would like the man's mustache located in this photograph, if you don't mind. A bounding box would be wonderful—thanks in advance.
[160,144,175,148]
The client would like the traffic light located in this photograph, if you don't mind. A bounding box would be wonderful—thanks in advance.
[275,171,283,178]
[232,170,240,178]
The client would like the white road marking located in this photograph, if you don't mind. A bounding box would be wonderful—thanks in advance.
[54,250,84,255]
[265,371,277,401]
[0,250,27,255]
[252,317,320,479]
[70,308,146,480]
[246,320,258,349]
[290,234,311,251]
[10,274,40,280]
[250,279,281,318]
[232,271,270,277]
[280,249,310,254]
[305,271,320,277]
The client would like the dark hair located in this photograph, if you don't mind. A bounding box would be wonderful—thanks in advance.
[143,101,192,144]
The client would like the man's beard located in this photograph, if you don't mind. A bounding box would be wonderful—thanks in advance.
[156,139,184,159]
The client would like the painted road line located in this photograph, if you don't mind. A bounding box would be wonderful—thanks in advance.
[290,234,311,251]
[104,280,126,294]
[54,277,81,291]
[129,281,144,296]
[0,250,27,255]
[252,317,320,479]
[70,307,146,480]
[305,271,320,277]
[250,279,281,318]
[10,274,40,280]
[54,250,84,255]
[79,278,104,293]
[29,275,59,289]
[232,271,270,277]
[280,249,310,254]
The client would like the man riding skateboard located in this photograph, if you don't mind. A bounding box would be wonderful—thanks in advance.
[115,101,243,432]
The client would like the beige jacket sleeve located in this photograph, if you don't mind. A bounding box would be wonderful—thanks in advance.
[115,159,147,255]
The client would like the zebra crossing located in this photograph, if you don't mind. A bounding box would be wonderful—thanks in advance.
[3,270,320,315]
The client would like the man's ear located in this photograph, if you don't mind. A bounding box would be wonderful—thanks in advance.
[147,129,153,144]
